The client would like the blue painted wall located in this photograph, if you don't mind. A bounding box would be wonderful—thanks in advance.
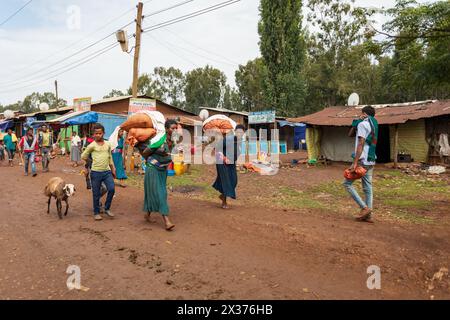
[97,113,127,139]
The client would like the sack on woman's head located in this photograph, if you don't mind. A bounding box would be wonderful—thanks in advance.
[203,115,236,134]
[120,113,153,131]
[126,128,157,147]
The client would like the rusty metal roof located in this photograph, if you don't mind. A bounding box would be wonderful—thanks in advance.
[288,100,450,126]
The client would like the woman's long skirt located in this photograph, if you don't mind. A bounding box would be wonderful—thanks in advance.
[143,165,169,215]
[112,152,127,180]
[70,146,81,162]
[213,164,237,199]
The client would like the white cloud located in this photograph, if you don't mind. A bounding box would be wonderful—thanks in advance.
[0,0,421,106]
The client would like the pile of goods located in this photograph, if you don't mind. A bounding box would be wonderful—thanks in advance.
[120,113,157,147]
[202,115,236,134]
[244,161,277,176]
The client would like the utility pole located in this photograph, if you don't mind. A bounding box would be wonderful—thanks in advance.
[132,2,144,98]
[126,2,144,174]
[55,80,59,111]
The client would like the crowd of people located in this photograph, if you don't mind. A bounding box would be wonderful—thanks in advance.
[0,118,243,232]
[1,106,378,230]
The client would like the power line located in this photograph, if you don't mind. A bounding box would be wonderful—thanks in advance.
[1,40,122,89]
[144,32,198,67]
[6,5,137,78]
[0,21,134,88]
[1,0,197,88]
[153,30,237,67]
[10,0,156,76]
[0,42,122,94]
[142,0,195,19]
[1,0,242,94]
[142,0,241,33]
[162,27,240,65]
[0,0,33,27]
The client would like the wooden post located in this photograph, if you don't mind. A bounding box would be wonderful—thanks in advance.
[272,119,277,156]
[55,80,59,110]
[126,2,144,174]
[393,124,399,168]
[131,2,144,98]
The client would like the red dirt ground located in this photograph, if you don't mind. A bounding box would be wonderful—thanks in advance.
[0,155,449,300]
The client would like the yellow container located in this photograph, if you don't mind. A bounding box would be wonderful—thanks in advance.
[174,162,184,176]
[130,155,135,172]
[173,154,184,163]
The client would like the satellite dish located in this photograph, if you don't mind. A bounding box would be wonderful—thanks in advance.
[4,110,15,119]
[199,109,209,121]
[39,102,50,111]
[348,93,360,106]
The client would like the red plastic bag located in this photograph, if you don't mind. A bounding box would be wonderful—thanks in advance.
[344,166,367,180]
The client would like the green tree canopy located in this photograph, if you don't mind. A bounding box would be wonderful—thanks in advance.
[150,67,185,108]
[184,65,227,114]
[103,89,126,99]
[235,58,268,112]
[258,0,307,117]
[305,0,376,109]
[1,92,66,114]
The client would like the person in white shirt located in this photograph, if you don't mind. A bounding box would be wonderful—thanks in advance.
[344,106,377,223]
[70,131,82,167]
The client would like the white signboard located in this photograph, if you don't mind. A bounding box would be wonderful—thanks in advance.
[73,97,92,112]
[128,98,156,115]
[248,110,276,124]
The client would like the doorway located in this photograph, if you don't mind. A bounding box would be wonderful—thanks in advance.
[376,125,391,163]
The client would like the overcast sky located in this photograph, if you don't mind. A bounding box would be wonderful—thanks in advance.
[0,0,415,106]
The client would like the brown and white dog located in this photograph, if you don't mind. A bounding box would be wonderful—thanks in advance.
[44,177,76,219]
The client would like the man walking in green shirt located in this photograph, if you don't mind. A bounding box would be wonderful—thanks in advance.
[39,125,53,172]
[82,123,116,221]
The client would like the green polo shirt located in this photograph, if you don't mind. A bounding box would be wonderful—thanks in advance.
[81,141,113,172]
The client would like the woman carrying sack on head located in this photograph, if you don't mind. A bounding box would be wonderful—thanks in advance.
[140,118,177,231]
[212,123,243,210]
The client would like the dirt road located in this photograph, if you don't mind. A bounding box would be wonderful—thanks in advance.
[0,158,449,300]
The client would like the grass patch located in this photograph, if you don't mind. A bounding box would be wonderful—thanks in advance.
[310,180,348,197]
[384,209,435,224]
[271,187,325,210]
[125,166,218,200]
[125,174,144,189]
[125,167,448,224]
[286,171,449,223]
[383,199,433,209]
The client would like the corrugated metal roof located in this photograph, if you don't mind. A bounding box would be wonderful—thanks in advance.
[202,107,287,120]
[48,110,90,123]
[202,107,250,117]
[18,106,73,118]
[93,95,199,117]
[288,100,450,126]
[92,95,135,105]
